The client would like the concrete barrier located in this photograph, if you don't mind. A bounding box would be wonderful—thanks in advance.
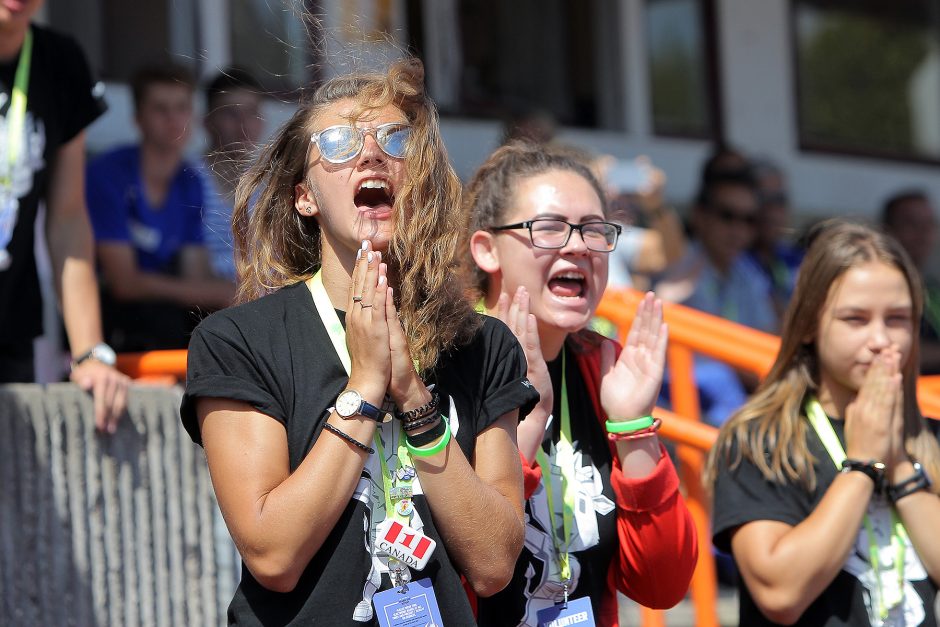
[0,384,239,627]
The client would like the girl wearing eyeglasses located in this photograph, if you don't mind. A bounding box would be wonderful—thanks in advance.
[466,142,697,626]
[705,221,940,626]
[179,59,538,625]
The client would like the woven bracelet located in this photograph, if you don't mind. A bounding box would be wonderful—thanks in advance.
[396,392,439,421]
[403,412,441,432]
[323,422,375,455]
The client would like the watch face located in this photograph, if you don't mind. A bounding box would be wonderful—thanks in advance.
[335,390,362,418]
[93,343,117,366]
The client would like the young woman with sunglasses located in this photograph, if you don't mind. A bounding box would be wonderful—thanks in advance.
[466,142,697,626]
[706,220,940,626]
[180,59,538,625]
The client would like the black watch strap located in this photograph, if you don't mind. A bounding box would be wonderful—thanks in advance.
[840,459,886,487]
[887,463,931,503]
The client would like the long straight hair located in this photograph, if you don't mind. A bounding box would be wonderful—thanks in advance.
[231,58,478,372]
[704,220,940,493]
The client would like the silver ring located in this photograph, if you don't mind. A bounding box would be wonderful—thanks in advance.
[359,303,374,309]
[352,295,363,302]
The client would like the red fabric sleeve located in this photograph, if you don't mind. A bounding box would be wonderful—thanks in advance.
[519,450,542,500]
[572,335,698,616]
[607,446,698,609]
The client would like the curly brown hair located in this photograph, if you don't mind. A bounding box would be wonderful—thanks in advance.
[231,58,478,372]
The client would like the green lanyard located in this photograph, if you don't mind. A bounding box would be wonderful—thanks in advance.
[805,397,908,619]
[535,350,576,584]
[307,272,414,524]
[3,27,32,187]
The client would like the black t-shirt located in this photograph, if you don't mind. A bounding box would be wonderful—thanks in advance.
[180,281,539,626]
[713,413,940,626]
[0,24,106,346]
[478,341,618,625]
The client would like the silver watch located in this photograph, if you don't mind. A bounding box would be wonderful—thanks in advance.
[335,389,385,422]
[73,342,117,368]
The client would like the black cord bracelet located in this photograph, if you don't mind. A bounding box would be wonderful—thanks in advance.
[323,422,375,455]
[402,412,441,432]
[405,417,447,448]
[887,462,932,503]
[396,392,439,421]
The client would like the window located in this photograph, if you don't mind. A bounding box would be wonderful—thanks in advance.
[229,0,312,94]
[406,0,625,130]
[48,0,197,81]
[794,0,940,161]
[646,0,721,139]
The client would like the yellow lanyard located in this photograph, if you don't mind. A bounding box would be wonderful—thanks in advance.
[805,397,908,619]
[535,350,576,584]
[3,27,32,186]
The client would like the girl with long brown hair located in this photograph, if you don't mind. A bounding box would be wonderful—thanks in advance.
[706,219,940,626]
[179,59,537,625]
[466,141,697,626]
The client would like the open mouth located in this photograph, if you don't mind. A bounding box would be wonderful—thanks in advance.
[354,178,395,213]
[548,270,587,299]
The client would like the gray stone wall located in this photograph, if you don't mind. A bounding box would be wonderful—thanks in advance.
[0,384,239,627]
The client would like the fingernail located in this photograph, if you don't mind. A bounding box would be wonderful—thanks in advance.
[361,240,368,250]
[378,275,386,286]
[356,249,362,260]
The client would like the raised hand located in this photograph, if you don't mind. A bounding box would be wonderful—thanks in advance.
[345,241,391,401]
[600,292,668,421]
[844,347,900,464]
[497,287,553,421]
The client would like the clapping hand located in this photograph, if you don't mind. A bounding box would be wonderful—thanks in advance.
[600,292,668,422]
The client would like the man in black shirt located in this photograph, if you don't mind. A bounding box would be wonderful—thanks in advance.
[0,0,128,431]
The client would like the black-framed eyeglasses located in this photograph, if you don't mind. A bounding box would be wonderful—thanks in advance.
[309,122,411,164]
[491,218,622,252]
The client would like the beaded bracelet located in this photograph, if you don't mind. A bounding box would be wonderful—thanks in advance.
[405,416,446,447]
[405,415,451,457]
[402,412,441,432]
[323,422,375,454]
[396,392,439,421]
[605,415,655,434]
[608,418,662,441]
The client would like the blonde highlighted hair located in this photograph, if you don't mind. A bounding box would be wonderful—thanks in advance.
[704,219,940,494]
[231,58,477,372]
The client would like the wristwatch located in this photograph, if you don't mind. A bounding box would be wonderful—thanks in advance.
[72,343,117,368]
[335,389,385,422]
[840,458,886,487]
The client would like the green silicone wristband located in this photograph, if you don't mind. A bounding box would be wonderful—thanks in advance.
[405,415,451,457]
[606,415,655,433]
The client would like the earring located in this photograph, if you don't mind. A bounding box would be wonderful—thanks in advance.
[304,206,314,215]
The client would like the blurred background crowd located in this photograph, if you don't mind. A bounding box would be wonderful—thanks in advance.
[9,0,940,416]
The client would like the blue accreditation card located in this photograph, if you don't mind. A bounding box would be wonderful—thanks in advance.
[373,578,444,627]
[536,597,596,627]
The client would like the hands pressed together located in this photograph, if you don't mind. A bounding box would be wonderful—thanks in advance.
[844,345,909,475]
[344,240,431,412]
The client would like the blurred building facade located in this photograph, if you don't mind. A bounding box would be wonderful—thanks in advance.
[37,0,940,225]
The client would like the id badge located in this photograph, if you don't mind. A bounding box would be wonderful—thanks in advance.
[373,577,443,627]
[376,519,436,571]
[536,597,596,627]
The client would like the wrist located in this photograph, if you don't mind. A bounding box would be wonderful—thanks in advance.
[840,458,887,489]
[345,376,387,407]
[887,461,932,503]
[392,376,431,411]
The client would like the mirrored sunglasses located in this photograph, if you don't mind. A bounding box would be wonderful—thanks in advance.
[309,122,411,164]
